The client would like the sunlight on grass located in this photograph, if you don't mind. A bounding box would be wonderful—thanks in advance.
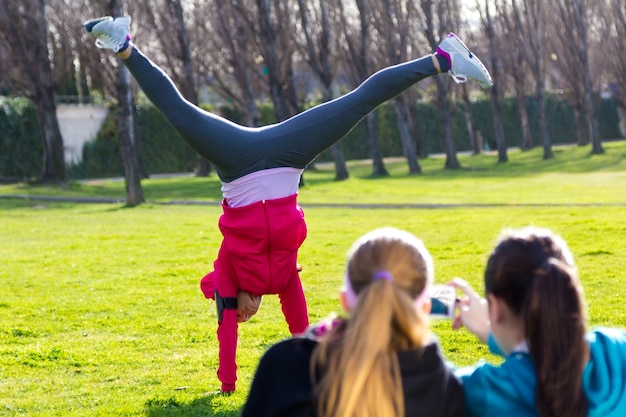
[1,140,626,416]
[1,141,626,206]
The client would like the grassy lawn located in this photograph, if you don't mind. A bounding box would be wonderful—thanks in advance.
[3,141,626,205]
[1,141,626,416]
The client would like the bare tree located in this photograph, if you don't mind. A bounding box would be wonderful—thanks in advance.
[420,0,462,169]
[197,0,262,127]
[296,0,349,180]
[372,0,422,174]
[551,0,603,153]
[478,0,507,162]
[601,0,626,138]
[509,0,553,159]
[106,0,144,205]
[201,0,300,123]
[460,84,479,154]
[256,0,300,121]
[0,0,66,182]
[137,0,212,176]
[337,0,388,176]
[498,2,532,149]
[543,13,586,146]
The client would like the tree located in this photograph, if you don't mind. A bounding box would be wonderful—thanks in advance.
[255,0,300,121]
[600,0,626,138]
[137,0,212,176]
[0,0,66,182]
[509,0,553,159]
[337,0,389,176]
[420,0,462,169]
[372,0,422,174]
[479,0,507,162]
[199,0,261,127]
[551,0,603,154]
[107,0,144,205]
[296,0,349,180]
[498,2,532,149]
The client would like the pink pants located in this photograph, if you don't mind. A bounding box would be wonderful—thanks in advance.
[200,194,310,392]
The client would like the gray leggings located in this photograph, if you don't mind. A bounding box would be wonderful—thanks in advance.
[124,48,439,183]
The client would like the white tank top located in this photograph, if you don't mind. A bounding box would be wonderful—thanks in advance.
[221,167,303,208]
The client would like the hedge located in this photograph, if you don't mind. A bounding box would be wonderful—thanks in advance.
[1,94,622,180]
[0,97,43,180]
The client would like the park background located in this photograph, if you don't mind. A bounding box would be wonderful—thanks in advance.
[1,0,625,195]
[1,0,626,416]
[2,144,626,416]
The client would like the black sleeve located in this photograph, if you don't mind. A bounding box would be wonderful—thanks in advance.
[241,338,318,417]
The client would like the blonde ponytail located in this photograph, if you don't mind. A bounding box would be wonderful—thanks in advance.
[313,228,433,417]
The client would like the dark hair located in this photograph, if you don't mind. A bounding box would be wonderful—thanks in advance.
[484,227,588,417]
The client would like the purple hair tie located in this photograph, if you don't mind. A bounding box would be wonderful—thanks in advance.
[372,270,393,282]
[343,270,394,309]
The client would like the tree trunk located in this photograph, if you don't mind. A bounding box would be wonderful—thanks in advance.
[508,0,550,155]
[196,156,210,176]
[535,79,553,159]
[33,89,66,182]
[168,0,212,176]
[132,105,149,179]
[330,144,349,180]
[110,0,144,205]
[490,84,508,162]
[407,97,426,159]
[435,79,460,169]
[257,0,291,122]
[573,103,586,145]
[517,91,533,149]
[339,0,387,177]
[482,0,507,162]
[618,103,626,138]
[0,1,67,182]
[575,0,603,154]
[461,87,478,155]
[366,114,389,176]
[393,97,421,174]
[297,0,347,180]
[116,63,144,205]
[583,73,603,153]
[323,91,348,180]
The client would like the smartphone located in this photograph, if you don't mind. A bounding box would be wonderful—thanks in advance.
[428,284,456,319]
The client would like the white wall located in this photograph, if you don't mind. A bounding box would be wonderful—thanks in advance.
[56,104,108,164]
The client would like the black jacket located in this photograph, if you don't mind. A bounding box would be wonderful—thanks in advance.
[242,336,465,417]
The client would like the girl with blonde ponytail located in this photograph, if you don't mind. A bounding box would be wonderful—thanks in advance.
[452,226,626,417]
[243,227,465,417]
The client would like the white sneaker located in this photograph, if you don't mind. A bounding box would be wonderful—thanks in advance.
[83,16,131,53]
[437,33,493,89]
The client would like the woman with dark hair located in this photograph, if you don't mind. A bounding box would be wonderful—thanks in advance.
[452,226,626,417]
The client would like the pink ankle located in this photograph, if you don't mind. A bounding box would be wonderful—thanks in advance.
[436,48,452,69]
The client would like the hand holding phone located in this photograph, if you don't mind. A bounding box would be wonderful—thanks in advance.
[428,284,456,319]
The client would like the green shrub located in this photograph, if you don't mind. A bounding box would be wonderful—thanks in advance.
[0,97,42,180]
[73,103,199,179]
[2,94,623,180]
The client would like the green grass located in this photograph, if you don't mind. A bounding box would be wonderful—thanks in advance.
[3,141,626,205]
[1,141,626,416]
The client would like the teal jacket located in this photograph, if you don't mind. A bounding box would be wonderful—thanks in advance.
[455,328,626,417]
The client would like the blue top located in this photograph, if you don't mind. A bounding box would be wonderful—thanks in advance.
[455,327,626,417]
